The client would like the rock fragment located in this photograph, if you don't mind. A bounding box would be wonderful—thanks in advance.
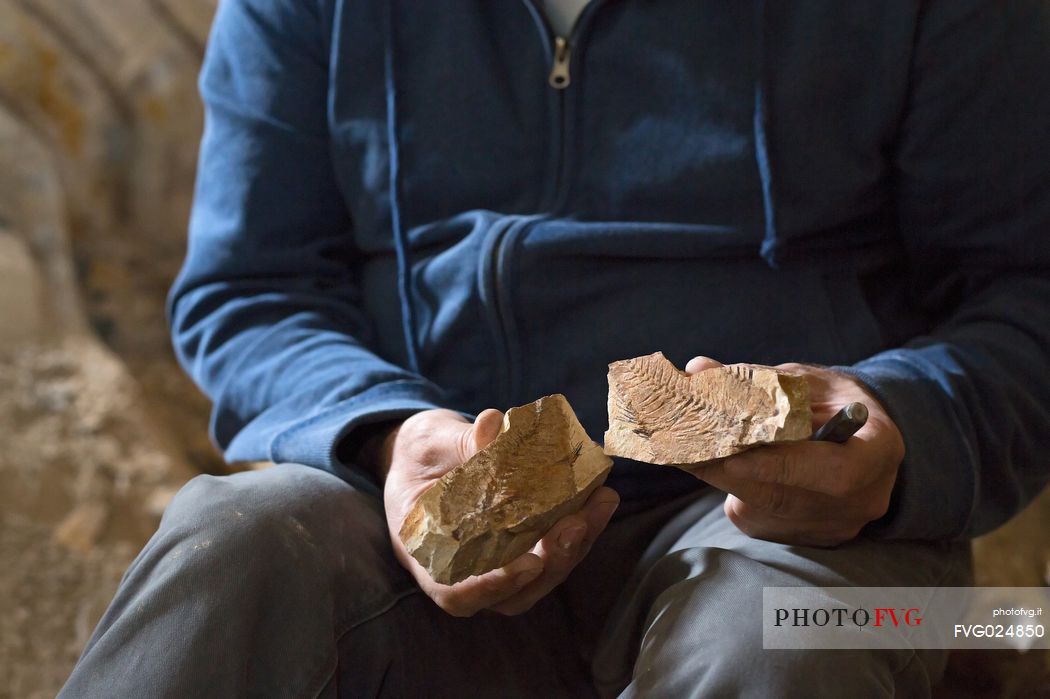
[604,352,811,466]
[400,394,612,585]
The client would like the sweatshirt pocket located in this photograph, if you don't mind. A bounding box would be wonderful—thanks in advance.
[405,211,537,414]
[502,220,851,438]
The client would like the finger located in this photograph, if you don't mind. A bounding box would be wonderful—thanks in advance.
[685,355,724,374]
[488,515,589,616]
[429,552,544,617]
[391,532,544,617]
[489,487,619,616]
[473,409,504,450]
[490,488,618,615]
[692,461,832,518]
[455,408,504,463]
[724,495,864,547]
[777,363,891,429]
[721,442,873,498]
[809,400,855,427]
[576,486,620,552]
[540,486,619,566]
[694,457,890,525]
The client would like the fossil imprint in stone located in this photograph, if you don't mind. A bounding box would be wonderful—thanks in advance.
[400,394,613,585]
[604,352,812,467]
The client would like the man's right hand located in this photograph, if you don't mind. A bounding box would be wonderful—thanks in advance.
[374,409,619,617]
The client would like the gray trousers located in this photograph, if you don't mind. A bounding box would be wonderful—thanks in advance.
[60,464,970,698]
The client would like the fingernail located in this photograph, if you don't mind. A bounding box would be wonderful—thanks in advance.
[685,356,721,374]
[599,499,620,516]
[514,567,542,587]
[558,525,586,551]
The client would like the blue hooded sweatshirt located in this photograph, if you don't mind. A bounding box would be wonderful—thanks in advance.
[170,0,1050,541]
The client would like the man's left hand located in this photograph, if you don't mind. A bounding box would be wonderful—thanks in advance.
[684,357,904,547]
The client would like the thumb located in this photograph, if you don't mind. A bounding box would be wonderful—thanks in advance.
[685,355,724,374]
[455,409,504,462]
[472,409,504,451]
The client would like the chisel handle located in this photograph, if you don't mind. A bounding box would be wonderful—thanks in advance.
[811,402,868,443]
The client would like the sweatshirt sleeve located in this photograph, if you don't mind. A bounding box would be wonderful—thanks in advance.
[168,0,446,487]
[841,0,1050,540]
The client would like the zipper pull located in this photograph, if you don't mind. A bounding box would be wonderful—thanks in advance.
[548,36,571,89]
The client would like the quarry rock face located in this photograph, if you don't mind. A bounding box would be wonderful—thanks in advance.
[0,231,44,346]
[0,2,215,695]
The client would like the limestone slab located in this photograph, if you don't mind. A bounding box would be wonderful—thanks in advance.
[604,352,812,466]
[400,394,612,585]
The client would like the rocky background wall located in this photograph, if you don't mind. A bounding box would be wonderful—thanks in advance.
[0,1,218,695]
[0,1,1047,697]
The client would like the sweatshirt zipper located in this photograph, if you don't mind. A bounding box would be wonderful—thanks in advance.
[549,36,572,89]
[484,3,604,405]
[525,0,604,211]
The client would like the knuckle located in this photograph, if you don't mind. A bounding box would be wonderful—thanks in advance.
[553,541,582,563]
[536,560,570,586]
[456,424,477,461]
[723,455,749,478]
[837,523,864,543]
[865,493,891,522]
[776,453,799,487]
[753,451,795,488]
[510,570,544,593]
[886,430,906,466]
[478,578,514,602]
[741,456,766,482]
[764,484,790,515]
[556,514,588,535]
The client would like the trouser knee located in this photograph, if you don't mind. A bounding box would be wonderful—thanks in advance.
[159,464,393,586]
[626,550,940,698]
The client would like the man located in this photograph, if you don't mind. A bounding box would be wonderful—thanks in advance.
[62,0,1050,696]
